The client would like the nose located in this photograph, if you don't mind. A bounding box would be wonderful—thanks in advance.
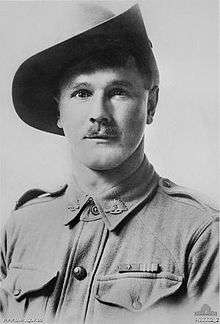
[89,92,111,125]
[89,116,110,126]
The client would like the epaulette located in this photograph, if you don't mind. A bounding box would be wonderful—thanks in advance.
[14,184,68,210]
[159,178,219,212]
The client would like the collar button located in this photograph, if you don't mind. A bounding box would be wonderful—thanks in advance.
[90,205,100,215]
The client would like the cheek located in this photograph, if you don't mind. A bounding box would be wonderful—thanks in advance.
[59,103,88,138]
[117,101,147,141]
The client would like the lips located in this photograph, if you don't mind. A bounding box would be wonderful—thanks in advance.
[84,134,117,139]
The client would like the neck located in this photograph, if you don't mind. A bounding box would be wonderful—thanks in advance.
[70,140,145,195]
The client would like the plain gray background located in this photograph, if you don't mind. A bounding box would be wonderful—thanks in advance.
[0,0,219,227]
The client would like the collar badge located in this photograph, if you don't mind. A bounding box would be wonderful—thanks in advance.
[105,199,128,215]
[67,199,80,212]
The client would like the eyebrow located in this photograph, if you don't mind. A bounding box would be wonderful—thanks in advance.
[70,80,134,89]
[109,80,134,88]
[69,82,90,89]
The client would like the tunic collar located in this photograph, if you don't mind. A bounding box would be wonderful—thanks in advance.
[63,156,159,231]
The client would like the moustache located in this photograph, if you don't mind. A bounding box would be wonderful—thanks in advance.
[84,123,120,138]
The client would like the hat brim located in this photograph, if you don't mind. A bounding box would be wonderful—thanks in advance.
[12,4,159,136]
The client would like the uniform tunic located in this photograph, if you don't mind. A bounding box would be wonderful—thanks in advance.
[0,157,219,324]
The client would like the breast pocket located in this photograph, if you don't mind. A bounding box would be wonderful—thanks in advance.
[94,272,183,324]
[0,265,58,321]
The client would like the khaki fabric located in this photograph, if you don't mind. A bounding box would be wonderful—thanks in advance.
[0,157,219,324]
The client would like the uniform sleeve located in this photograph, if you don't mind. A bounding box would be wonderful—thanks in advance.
[0,216,17,316]
[0,224,9,316]
[0,213,18,279]
[187,215,219,308]
[0,225,8,281]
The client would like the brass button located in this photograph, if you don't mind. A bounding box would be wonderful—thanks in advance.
[73,266,87,280]
[14,288,22,296]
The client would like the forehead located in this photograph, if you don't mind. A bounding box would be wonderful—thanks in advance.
[60,66,146,91]
[58,51,150,92]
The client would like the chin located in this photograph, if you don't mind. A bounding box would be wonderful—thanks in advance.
[79,150,128,171]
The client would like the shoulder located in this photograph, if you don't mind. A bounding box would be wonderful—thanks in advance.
[4,185,68,234]
[1,185,69,265]
[157,177,219,215]
[147,177,219,253]
[151,177,219,237]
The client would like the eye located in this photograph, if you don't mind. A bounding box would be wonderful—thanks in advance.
[71,89,93,99]
[109,88,129,98]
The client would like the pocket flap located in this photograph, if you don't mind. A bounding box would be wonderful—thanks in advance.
[1,267,58,300]
[96,272,183,311]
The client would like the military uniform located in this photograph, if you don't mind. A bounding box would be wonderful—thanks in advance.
[0,157,218,324]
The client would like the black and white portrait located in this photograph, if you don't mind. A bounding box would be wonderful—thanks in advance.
[0,1,219,323]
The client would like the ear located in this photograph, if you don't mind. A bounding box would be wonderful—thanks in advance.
[146,86,159,124]
[57,118,63,129]
[54,96,63,129]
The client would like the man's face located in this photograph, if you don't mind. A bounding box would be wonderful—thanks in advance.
[58,66,149,170]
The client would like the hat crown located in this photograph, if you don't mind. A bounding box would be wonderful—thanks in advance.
[23,2,116,55]
[52,3,114,45]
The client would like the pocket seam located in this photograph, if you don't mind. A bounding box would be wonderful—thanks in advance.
[97,272,183,282]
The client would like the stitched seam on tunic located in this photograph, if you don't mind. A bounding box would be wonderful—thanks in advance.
[187,220,218,264]
[55,221,85,315]
[83,226,109,323]
[190,244,218,267]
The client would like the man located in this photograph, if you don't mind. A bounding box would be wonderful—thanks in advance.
[0,3,218,324]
